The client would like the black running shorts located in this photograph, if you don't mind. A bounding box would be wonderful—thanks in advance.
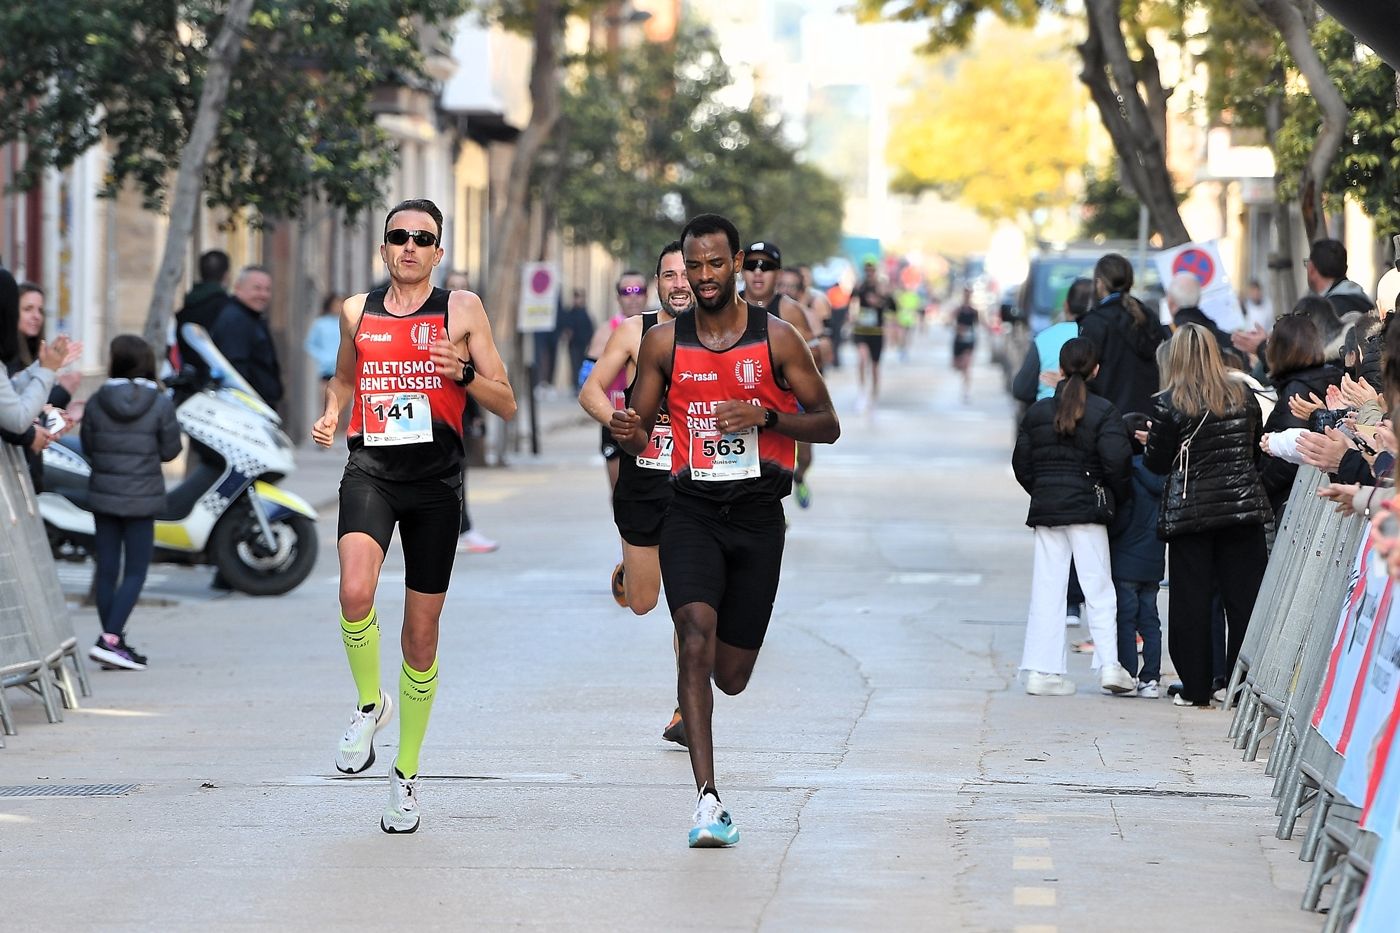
[600,425,621,461]
[854,332,884,364]
[337,462,463,594]
[660,494,786,650]
[613,492,669,548]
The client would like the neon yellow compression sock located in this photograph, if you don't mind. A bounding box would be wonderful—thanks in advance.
[340,609,381,709]
[396,656,439,778]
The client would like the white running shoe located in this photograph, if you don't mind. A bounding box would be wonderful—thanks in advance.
[1025,672,1076,696]
[457,530,499,554]
[1137,680,1161,699]
[1100,663,1137,695]
[381,764,421,834]
[689,790,739,848]
[334,691,393,775]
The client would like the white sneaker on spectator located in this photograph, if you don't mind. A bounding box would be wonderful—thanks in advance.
[1026,672,1075,696]
[1137,680,1160,699]
[457,530,499,554]
[1099,663,1136,695]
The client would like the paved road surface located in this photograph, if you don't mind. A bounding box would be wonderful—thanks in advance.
[1,326,1314,931]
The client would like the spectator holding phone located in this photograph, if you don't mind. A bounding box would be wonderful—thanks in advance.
[1257,315,1342,520]
[0,267,78,442]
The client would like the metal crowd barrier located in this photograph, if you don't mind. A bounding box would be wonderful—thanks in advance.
[0,443,90,742]
[1220,465,1400,931]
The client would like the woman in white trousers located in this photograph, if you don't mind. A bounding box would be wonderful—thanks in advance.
[1011,337,1136,696]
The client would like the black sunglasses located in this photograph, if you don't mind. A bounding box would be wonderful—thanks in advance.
[617,284,645,296]
[385,229,439,248]
[743,258,778,272]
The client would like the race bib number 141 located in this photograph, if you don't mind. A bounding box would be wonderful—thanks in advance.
[362,392,432,446]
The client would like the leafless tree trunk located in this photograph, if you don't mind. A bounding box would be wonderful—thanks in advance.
[1078,0,1191,248]
[141,0,256,349]
[1250,0,1348,242]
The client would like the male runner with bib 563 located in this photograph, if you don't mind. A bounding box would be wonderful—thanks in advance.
[612,214,840,847]
[311,198,516,834]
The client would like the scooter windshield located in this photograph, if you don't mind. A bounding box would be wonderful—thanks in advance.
[179,323,278,420]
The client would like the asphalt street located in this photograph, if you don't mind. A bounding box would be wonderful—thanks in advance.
[2,324,1314,932]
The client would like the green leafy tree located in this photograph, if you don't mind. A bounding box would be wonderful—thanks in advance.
[549,28,844,268]
[0,0,471,343]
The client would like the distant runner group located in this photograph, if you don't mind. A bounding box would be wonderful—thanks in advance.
[313,201,840,847]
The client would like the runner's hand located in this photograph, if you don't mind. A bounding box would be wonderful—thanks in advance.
[311,410,338,448]
[714,400,763,433]
[429,337,467,381]
[609,407,646,453]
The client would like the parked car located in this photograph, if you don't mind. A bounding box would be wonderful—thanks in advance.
[1010,247,1165,335]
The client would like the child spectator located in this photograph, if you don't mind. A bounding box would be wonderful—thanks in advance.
[82,335,182,671]
[1110,413,1166,698]
[1012,337,1136,697]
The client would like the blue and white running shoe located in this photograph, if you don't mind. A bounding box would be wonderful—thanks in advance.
[689,790,739,848]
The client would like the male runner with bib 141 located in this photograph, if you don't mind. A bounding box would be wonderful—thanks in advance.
[311,198,516,834]
[579,241,693,746]
[612,214,840,847]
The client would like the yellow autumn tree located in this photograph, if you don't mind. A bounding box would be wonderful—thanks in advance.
[890,23,1088,236]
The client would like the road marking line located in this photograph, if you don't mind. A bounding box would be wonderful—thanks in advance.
[1014,836,1051,848]
[1014,855,1054,871]
[1013,887,1057,907]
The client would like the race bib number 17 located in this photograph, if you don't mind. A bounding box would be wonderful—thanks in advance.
[362,392,432,446]
[635,424,673,471]
[689,426,759,481]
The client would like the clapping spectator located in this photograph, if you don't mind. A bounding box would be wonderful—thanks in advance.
[1257,316,1343,520]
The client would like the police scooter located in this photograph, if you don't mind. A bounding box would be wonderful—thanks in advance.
[40,324,319,596]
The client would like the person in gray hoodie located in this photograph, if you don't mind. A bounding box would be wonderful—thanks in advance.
[81,335,182,671]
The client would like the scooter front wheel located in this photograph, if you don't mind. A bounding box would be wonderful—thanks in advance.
[209,507,319,596]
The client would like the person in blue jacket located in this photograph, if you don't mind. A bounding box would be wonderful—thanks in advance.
[1012,277,1096,405]
[1110,413,1167,698]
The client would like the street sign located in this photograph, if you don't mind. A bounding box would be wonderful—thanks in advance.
[1152,240,1243,332]
[518,262,560,334]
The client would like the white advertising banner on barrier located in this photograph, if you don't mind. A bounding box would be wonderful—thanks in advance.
[1314,536,1394,749]
[518,262,560,334]
[1336,591,1400,806]
[1151,240,1244,333]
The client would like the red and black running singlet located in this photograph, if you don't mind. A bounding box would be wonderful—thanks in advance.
[668,302,799,503]
[616,312,674,501]
[347,287,467,481]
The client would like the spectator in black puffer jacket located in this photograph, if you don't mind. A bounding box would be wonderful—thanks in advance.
[81,335,182,673]
[1145,324,1271,708]
[1078,253,1167,417]
[1258,315,1343,520]
[1012,337,1135,698]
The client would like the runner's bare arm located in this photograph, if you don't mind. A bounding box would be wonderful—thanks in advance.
[714,318,838,444]
[612,321,674,456]
[578,315,642,427]
[440,290,517,421]
[311,293,366,447]
[776,295,814,346]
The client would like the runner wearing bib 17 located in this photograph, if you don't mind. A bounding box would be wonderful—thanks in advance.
[611,213,840,849]
[579,241,694,746]
[310,198,516,835]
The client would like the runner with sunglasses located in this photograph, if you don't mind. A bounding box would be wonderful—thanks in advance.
[743,242,826,509]
[311,198,517,834]
[611,214,840,847]
[581,270,651,602]
[579,241,694,746]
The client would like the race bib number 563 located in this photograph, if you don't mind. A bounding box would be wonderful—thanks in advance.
[362,392,432,446]
[689,426,758,481]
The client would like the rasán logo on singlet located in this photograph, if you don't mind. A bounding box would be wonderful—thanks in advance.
[358,332,392,343]
[678,371,718,382]
[410,322,437,352]
[734,358,763,391]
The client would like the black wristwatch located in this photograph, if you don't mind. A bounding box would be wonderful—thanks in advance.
[455,359,476,386]
[763,407,778,429]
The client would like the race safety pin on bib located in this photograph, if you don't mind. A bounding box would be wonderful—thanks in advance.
[362,392,432,446]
